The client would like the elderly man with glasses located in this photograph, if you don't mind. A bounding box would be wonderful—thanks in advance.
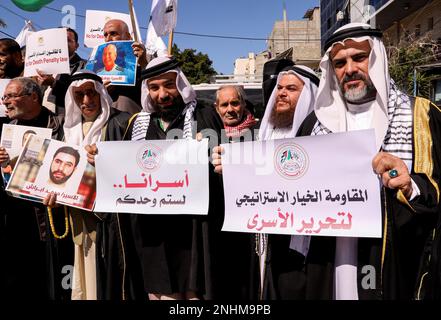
[0,77,64,300]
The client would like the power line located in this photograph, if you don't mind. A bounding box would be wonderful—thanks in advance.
[43,5,320,42]
[44,5,86,18]
[173,30,321,42]
[0,29,15,38]
[0,4,44,29]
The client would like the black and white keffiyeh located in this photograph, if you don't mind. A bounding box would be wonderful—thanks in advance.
[312,22,414,299]
[312,79,413,169]
[131,56,197,141]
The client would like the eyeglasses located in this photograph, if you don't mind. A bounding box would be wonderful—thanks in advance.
[1,93,31,102]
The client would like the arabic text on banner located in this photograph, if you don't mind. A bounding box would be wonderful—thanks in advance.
[84,10,138,48]
[24,28,70,77]
[94,139,209,215]
[221,129,382,238]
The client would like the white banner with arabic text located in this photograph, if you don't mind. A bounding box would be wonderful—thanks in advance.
[221,129,382,238]
[94,139,209,215]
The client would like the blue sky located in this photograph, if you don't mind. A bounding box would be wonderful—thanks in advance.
[0,0,320,74]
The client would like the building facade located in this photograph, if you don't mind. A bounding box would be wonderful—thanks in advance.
[268,6,321,68]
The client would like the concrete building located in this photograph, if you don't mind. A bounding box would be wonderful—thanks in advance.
[372,0,440,45]
[233,52,256,81]
[228,6,321,81]
[268,6,321,68]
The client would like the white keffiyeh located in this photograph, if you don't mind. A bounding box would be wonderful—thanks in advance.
[131,56,197,140]
[312,22,413,300]
[64,71,112,146]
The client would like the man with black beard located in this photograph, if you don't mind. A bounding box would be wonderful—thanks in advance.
[47,146,80,188]
[87,56,225,300]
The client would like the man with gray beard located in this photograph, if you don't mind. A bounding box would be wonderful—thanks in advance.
[291,22,441,300]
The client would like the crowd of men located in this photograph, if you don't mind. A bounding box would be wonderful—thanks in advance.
[1,20,441,301]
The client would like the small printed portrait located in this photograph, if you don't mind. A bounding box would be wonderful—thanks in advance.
[85,41,137,85]
[96,43,126,75]
[21,129,37,147]
[48,146,81,188]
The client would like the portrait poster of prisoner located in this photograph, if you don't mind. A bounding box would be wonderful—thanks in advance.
[6,136,96,211]
[85,40,137,86]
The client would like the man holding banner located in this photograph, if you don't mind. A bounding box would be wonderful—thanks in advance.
[101,19,144,114]
[291,23,441,300]
[0,77,64,299]
[44,70,132,300]
[212,65,320,300]
[97,56,225,300]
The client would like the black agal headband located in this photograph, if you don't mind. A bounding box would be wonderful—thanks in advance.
[69,72,103,84]
[324,26,383,51]
[141,57,182,80]
[281,66,320,87]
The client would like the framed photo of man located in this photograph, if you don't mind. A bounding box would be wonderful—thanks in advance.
[85,40,137,86]
[6,136,96,211]
[83,10,141,48]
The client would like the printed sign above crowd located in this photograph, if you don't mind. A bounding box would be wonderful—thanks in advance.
[84,10,141,48]
[85,41,137,86]
[24,28,70,77]
[221,129,382,238]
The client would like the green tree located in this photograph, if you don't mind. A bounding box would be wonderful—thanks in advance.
[171,44,217,84]
[387,33,440,98]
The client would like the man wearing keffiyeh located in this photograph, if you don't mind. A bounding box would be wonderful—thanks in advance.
[274,22,441,300]
[212,64,320,300]
[44,70,132,300]
[98,55,227,300]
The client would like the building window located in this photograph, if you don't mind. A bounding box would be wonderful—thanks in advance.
[415,24,421,37]
[428,17,434,30]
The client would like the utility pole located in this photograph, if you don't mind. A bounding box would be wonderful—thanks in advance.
[283,1,288,51]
